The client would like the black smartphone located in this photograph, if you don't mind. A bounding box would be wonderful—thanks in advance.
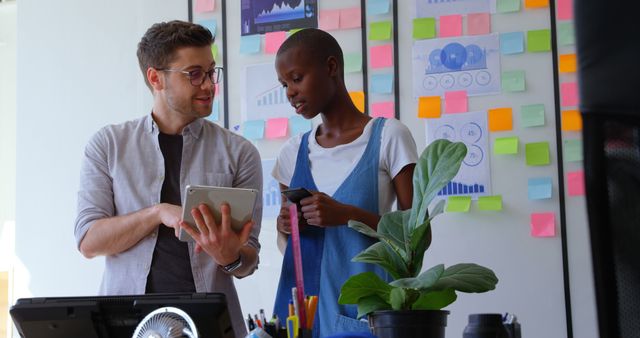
[281,187,313,205]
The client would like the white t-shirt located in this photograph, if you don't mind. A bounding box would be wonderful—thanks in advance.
[272,118,418,213]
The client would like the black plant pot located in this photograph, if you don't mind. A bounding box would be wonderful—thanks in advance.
[368,310,450,338]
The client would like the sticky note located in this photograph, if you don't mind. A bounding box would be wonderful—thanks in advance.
[240,35,261,54]
[369,21,392,41]
[558,22,575,46]
[497,0,520,13]
[211,44,219,60]
[561,82,579,107]
[243,120,265,140]
[526,142,550,166]
[521,104,545,127]
[195,0,215,13]
[478,195,503,211]
[208,98,220,122]
[370,44,393,69]
[500,32,525,55]
[371,74,394,94]
[488,108,513,132]
[494,137,519,154]
[525,0,549,9]
[264,31,287,54]
[319,9,341,31]
[200,19,217,36]
[446,196,472,212]
[531,212,556,237]
[344,53,362,73]
[444,90,468,113]
[418,96,441,118]
[563,139,583,162]
[340,7,362,29]
[527,29,551,52]
[467,13,491,36]
[349,91,365,113]
[528,177,553,200]
[562,110,582,131]
[371,101,395,118]
[502,70,526,92]
[289,115,312,135]
[288,28,303,36]
[265,117,288,139]
[413,18,436,40]
[559,53,577,73]
[557,0,573,20]
[567,170,585,196]
[439,15,463,37]
[368,0,391,15]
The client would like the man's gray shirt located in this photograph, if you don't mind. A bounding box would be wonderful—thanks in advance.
[74,114,262,337]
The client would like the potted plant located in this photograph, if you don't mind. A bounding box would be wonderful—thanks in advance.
[338,139,499,338]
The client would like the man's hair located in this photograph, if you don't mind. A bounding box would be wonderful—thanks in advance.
[277,28,344,78]
[137,20,214,89]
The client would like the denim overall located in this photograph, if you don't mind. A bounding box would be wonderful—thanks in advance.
[273,118,390,338]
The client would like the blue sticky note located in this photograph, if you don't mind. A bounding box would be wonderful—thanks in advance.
[500,32,524,55]
[240,35,261,54]
[289,115,311,135]
[243,120,265,140]
[371,74,394,94]
[199,19,217,36]
[368,0,390,15]
[207,98,220,122]
[528,177,553,200]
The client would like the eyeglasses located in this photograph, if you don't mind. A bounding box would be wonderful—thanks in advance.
[157,66,223,86]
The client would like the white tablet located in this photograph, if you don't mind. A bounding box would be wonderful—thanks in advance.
[178,185,259,242]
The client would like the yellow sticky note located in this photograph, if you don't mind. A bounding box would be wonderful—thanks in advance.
[446,196,472,212]
[488,108,513,132]
[349,91,365,113]
[525,0,549,8]
[478,195,503,211]
[494,137,519,155]
[418,96,441,118]
[562,110,582,131]
[559,53,577,73]
[211,44,219,60]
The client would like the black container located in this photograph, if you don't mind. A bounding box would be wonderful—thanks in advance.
[463,314,509,338]
[368,310,449,338]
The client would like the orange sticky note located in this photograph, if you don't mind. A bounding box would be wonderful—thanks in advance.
[371,101,395,118]
[418,96,441,118]
[319,9,340,31]
[370,44,393,69]
[444,90,467,113]
[349,91,365,113]
[559,54,577,73]
[525,0,549,8]
[467,13,491,36]
[561,110,582,131]
[488,108,513,132]
[340,7,362,29]
[561,82,579,107]
[265,117,289,139]
[567,170,585,196]
[439,15,463,37]
[531,212,556,237]
[264,31,287,54]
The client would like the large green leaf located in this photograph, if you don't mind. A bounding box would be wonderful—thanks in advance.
[356,295,391,318]
[390,264,444,289]
[430,263,499,293]
[408,220,432,276]
[412,289,457,310]
[339,272,393,305]
[352,242,409,279]
[389,287,406,310]
[349,212,408,261]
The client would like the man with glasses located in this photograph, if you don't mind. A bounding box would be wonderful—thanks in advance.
[74,21,261,337]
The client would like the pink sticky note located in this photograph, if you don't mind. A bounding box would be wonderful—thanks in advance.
[195,0,215,13]
[467,13,491,35]
[531,212,556,237]
[561,82,579,107]
[264,31,287,54]
[340,7,362,29]
[370,44,393,69]
[567,170,585,196]
[265,117,289,139]
[557,0,573,20]
[439,15,463,37]
[445,90,468,113]
[371,101,395,118]
[214,84,219,95]
[319,9,340,31]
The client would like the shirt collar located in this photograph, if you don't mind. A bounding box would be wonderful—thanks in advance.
[145,113,204,139]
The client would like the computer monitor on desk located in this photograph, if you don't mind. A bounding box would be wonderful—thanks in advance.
[10,293,234,338]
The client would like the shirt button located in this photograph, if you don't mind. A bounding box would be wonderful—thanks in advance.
[159,175,165,181]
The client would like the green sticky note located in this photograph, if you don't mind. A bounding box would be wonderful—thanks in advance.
[521,104,545,127]
[344,53,362,73]
[369,21,392,41]
[288,28,303,35]
[478,195,503,211]
[497,0,520,13]
[446,196,472,212]
[211,44,219,60]
[494,137,519,155]
[413,18,436,39]
[557,22,575,46]
[526,142,550,166]
[564,139,583,162]
[527,29,551,52]
[502,70,526,92]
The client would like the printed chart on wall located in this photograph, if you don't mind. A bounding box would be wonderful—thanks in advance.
[262,159,281,218]
[242,62,295,121]
[241,0,318,35]
[426,111,491,199]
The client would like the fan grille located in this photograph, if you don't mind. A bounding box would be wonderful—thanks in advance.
[132,307,198,338]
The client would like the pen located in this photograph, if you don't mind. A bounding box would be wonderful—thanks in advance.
[288,299,294,317]
[286,315,299,338]
[306,295,318,329]
[247,314,255,330]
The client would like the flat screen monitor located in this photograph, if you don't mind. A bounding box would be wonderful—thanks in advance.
[10,292,234,338]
